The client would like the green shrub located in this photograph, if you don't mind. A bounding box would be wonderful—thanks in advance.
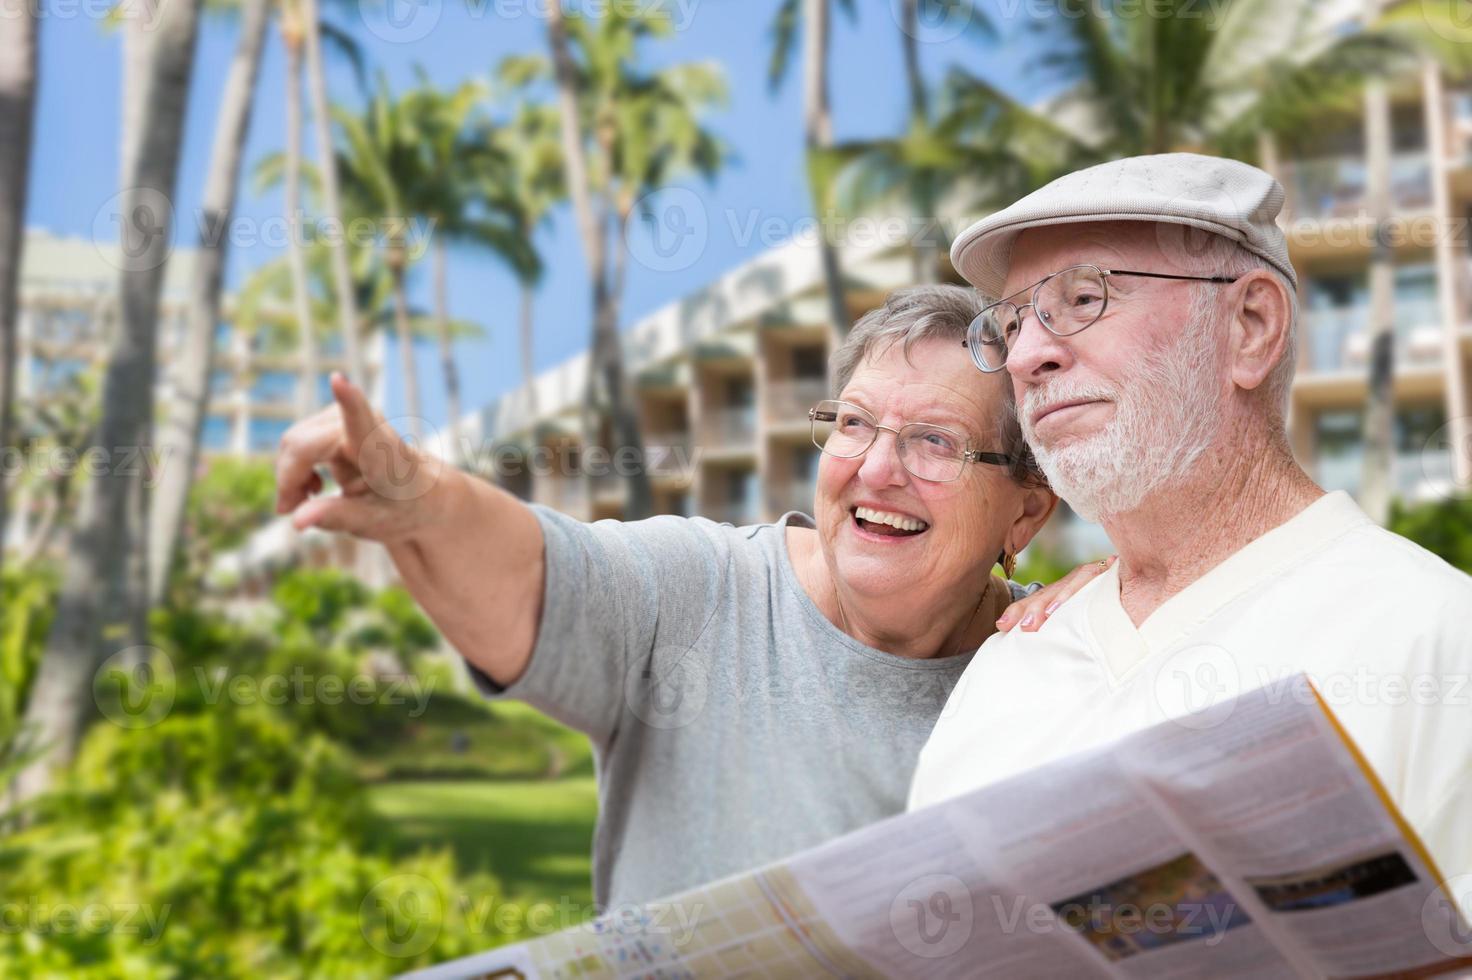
[1389,494,1472,574]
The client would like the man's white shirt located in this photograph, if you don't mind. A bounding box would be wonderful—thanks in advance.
[909,491,1472,906]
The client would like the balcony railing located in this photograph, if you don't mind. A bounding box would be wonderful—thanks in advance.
[765,377,830,423]
[701,406,757,449]
[1317,451,1455,503]
[1280,152,1433,220]
[1303,299,1446,374]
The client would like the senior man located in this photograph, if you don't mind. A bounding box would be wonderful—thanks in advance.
[908,154,1472,903]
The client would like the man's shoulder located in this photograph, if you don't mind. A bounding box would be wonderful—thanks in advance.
[1334,520,1472,602]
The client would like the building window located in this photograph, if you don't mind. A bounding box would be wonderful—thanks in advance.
[250,370,297,404]
[202,415,232,451]
[248,417,293,453]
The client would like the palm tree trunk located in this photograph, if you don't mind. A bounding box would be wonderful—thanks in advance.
[0,3,39,581]
[14,0,201,804]
[545,5,652,519]
[803,0,849,341]
[433,236,460,463]
[898,0,938,285]
[519,280,537,416]
[282,24,322,421]
[1359,38,1395,524]
[148,0,270,606]
[301,0,366,388]
[389,253,423,442]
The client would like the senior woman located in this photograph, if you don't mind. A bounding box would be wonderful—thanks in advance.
[274,284,1103,909]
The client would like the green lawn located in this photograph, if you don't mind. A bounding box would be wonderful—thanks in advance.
[366,777,598,910]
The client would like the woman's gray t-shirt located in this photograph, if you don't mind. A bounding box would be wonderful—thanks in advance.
[468,505,1035,909]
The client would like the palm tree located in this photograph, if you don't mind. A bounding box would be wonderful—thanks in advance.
[767,0,855,342]
[16,0,202,804]
[488,96,563,413]
[327,77,442,440]
[300,0,365,385]
[406,78,541,458]
[147,0,272,606]
[0,1,39,582]
[544,5,727,519]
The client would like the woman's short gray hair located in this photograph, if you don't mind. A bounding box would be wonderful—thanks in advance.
[830,284,1047,489]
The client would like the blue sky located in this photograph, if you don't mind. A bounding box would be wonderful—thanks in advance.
[28,1,1042,428]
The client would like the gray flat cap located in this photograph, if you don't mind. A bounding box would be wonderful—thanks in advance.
[950,153,1298,296]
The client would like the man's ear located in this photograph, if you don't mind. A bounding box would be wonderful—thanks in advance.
[1228,270,1294,394]
[1008,485,1059,556]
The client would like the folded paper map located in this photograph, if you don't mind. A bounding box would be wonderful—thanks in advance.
[402,674,1472,979]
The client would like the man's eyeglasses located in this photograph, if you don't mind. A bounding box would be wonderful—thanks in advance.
[962,264,1240,373]
[808,399,1013,483]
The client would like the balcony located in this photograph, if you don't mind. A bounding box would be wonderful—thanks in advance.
[701,406,757,450]
[1280,152,1433,220]
[765,377,830,425]
[1317,451,1456,504]
[702,500,759,526]
[1303,299,1446,374]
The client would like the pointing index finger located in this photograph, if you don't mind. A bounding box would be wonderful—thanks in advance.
[331,372,378,453]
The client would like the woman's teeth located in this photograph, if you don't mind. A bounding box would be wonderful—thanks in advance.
[854,506,929,533]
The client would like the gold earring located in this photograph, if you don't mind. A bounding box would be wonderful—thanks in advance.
[1000,551,1017,579]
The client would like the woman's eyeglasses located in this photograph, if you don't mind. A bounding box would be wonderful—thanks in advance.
[808,399,1013,483]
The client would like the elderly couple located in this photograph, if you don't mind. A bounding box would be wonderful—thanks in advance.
[275,154,1472,915]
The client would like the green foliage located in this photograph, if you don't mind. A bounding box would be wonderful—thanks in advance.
[1013,547,1089,589]
[1389,495,1472,574]
[186,458,278,555]
[0,564,57,746]
[0,585,534,978]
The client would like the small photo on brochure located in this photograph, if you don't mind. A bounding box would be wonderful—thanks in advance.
[1244,850,1420,914]
[1049,852,1251,962]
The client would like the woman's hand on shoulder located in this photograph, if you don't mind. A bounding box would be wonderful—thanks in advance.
[995,555,1117,633]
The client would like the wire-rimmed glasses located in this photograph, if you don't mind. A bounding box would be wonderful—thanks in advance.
[808,399,1013,483]
[962,264,1240,373]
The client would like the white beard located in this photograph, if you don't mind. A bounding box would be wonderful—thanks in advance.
[1021,305,1226,523]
